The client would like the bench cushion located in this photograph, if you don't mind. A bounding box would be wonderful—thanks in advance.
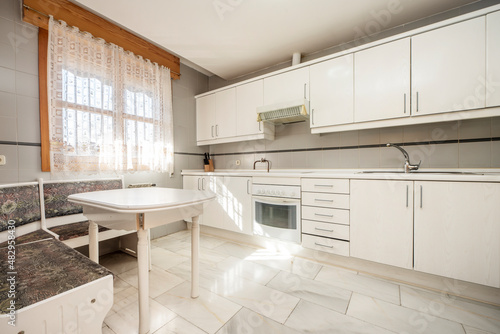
[0,229,54,248]
[43,179,122,218]
[0,184,41,232]
[49,221,110,241]
[0,239,112,314]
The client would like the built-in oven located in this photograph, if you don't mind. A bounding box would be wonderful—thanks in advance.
[252,177,301,243]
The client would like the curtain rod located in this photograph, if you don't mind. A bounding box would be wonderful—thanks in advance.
[23,4,182,77]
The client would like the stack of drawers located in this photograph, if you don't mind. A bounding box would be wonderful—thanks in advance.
[301,178,350,256]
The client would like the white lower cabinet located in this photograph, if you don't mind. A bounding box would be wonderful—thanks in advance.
[183,175,252,235]
[414,181,500,288]
[350,180,414,269]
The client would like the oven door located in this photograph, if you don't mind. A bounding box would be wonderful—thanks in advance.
[252,196,301,243]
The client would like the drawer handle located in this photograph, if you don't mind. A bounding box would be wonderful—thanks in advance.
[315,242,333,248]
[314,213,334,218]
[314,184,333,187]
[315,227,334,232]
[314,198,334,202]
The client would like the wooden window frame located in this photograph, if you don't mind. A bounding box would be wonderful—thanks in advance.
[23,0,180,171]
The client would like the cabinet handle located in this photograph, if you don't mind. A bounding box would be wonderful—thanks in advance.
[259,122,262,132]
[315,242,333,249]
[404,94,407,114]
[198,178,201,190]
[247,179,250,194]
[315,213,334,218]
[312,109,315,125]
[314,184,333,188]
[416,92,419,112]
[420,185,423,208]
[211,125,214,138]
[304,83,307,99]
[202,178,206,190]
[406,185,408,207]
[216,124,219,137]
[315,227,334,232]
[314,198,334,203]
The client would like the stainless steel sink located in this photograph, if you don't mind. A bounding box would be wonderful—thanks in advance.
[360,171,484,175]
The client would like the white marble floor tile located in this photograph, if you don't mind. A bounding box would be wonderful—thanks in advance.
[155,281,241,334]
[291,257,323,279]
[154,316,207,334]
[177,246,230,265]
[216,256,280,285]
[102,325,116,334]
[151,247,190,270]
[315,265,401,305]
[118,266,185,298]
[169,229,192,239]
[347,293,466,334]
[245,248,294,272]
[463,325,497,334]
[111,285,138,313]
[400,286,500,333]
[100,251,138,275]
[285,299,394,334]
[105,298,176,334]
[199,234,227,249]
[153,235,191,252]
[217,307,302,334]
[213,241,261,259]
[167,261,226,292]
[267,271,352,314]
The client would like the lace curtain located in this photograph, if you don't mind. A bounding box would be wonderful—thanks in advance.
[47,17,174,174]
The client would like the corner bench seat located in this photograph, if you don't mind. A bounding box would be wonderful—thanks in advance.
[0,239,113,333]
[0,229,54,248]
[49,220,110,241]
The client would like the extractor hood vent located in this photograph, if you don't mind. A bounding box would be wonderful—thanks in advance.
[257,99,309,124]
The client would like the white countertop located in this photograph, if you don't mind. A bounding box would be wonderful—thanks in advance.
[181,168,500,182]
[68,187,216,213]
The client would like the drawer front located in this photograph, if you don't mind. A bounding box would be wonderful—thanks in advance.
[301,178,349,194]
[302,192,349,209]
[302,234,349,256]
[302,206,350,225]
[302,220,350,240]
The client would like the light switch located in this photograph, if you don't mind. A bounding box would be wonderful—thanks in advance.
[0,155,6,165]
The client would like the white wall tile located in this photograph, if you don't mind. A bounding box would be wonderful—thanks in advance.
[14,22,38,53]
[278,151,293,169]
[380,126,403,144]
[0,17,15,45]
[320,131,340,148]
[380,145,405,168]
[306,150,323,169]
[359,147,380,168]
[15,48,38,75]
[358,128,380,145]
[492,117,500,137]
[458,118,491,140]
[323,149,341,168]
[291,151,308,169]
[0,42,15,69]
[492,141,500,168]
[17,145,40,168]
[0,116,17,141]
[339,130,358,147]
[339,148,359,168]
[429,143,459,168]
[459,142,491,168]
[0,91,16,117]
[0,169,18,184]
[0,66,16,93]
[0,0,20,21]
[15,71,38,97]
[0,144,18,170]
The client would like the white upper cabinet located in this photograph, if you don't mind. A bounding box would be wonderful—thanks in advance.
[309,54,354,127]
[487,11,500,107]
[412,17,486,115]
[196,94,216,142]
[263,67,309,105]
[214,88,237,139]
[236,80,264,136]
[350,179,414,269]
[414,181,500,288]
[354,38,410,123]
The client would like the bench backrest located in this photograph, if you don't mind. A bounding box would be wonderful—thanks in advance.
[0,182,41,232]
[43,179,123,219]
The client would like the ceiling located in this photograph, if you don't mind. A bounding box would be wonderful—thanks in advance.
[72,0,482,80]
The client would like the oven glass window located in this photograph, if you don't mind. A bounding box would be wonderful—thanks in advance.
[254,201,297,229]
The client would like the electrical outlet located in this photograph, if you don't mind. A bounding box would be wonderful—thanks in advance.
[235,159,241,166]
[0,155,5,166]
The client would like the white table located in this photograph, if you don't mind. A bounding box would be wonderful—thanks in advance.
[68,187,215,334]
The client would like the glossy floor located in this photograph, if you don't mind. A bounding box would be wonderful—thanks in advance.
[100,230,500,334]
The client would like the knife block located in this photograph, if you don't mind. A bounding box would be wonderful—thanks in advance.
[204,159,214,172]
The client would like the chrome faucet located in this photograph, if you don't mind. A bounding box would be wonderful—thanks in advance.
[253,158,270,172]
[386,143,421,173]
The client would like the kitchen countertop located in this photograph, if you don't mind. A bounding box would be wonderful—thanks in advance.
[181,168,500,182]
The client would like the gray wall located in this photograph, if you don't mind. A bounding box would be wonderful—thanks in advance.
[0,0,209,187]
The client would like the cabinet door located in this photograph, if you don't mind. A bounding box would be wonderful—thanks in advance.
[196,94,216,141]
[263,67,309,105]
[354,38,410,122]
[200,176,225,229]
[236,80,264,136]
[222,177,253,235]
[310,54,354,127]
[412,17,486,115]
[487,11,500,107]
[414,181,500,288]
[215,88,237,139]
[350,180,413,269]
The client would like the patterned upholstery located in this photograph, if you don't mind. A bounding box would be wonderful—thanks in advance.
[49,221,109,241]
[43,179,122,218]
[0,229,54,248]
[0,184,41,232]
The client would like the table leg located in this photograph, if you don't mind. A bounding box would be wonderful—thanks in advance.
[89,221,99,263]
[191,215,200,298]
[137,228,150,334]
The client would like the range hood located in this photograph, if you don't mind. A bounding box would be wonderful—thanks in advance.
[256,99,310,124]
